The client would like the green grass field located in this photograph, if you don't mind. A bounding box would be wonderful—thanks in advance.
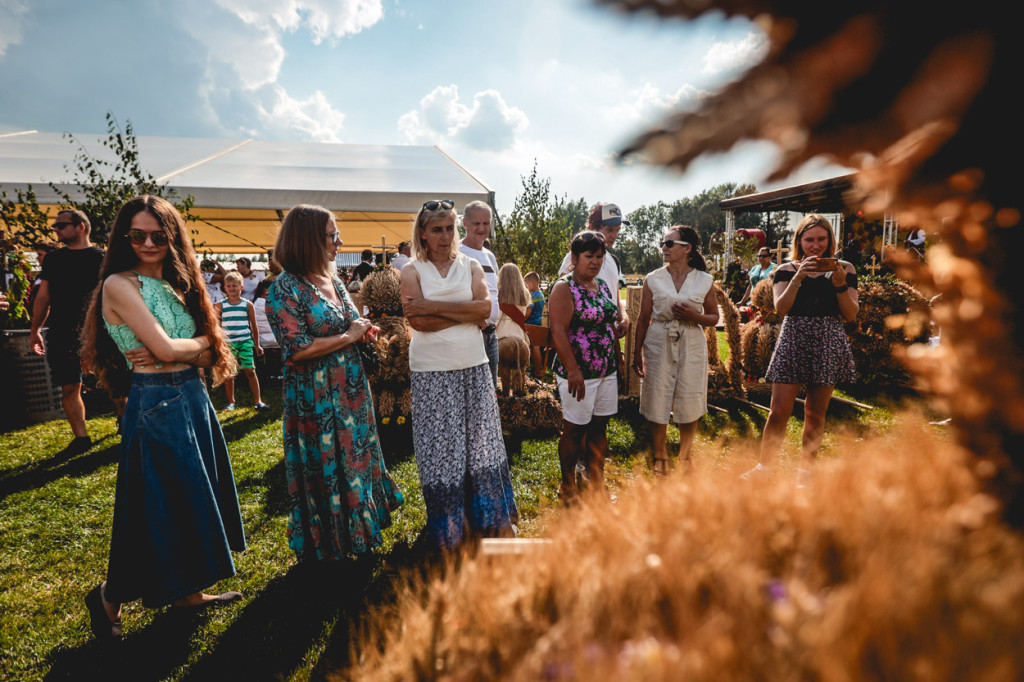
[0,356,924,680]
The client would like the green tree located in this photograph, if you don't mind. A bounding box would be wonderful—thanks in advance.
[0,186,52,249]
[495,161,587,278]
[619,202,671,275]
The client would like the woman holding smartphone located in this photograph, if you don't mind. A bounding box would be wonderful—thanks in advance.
[743,214,859,483]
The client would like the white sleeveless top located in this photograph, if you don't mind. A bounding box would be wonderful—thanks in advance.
[409,253,488,372]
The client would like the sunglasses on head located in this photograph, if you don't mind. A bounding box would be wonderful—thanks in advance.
[577,231,605,243]
[125,229,169,246]
[661,239,689,248]
[422,199,454,211]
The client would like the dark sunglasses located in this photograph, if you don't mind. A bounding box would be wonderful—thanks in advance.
[125,229,170,246]
[325,230,342,244]
[422,199,454,211]
[53,221,75,230]
[758,252,771,258]
[661,239,689,248]
[577,231,606,242]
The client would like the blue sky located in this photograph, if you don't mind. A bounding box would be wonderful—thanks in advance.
[0,0,845,214]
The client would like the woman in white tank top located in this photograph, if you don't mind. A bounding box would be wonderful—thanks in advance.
[399,200,518,550]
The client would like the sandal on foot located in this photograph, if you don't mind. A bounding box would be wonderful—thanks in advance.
[85,584,122,642]
[175,591,243,610]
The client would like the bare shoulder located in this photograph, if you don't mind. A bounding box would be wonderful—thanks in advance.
[103,272,140,296]
[400,261,419,281]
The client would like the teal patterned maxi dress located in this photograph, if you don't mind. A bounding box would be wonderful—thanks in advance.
[266,271,403,561]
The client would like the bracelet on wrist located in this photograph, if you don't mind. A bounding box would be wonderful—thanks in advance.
[834,284,849,294]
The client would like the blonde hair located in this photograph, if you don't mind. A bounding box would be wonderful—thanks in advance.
[411,204,459,262]
[498,263,530,306]
[223,271,243,285]
[274,204,336,277]
[791,214,837,260]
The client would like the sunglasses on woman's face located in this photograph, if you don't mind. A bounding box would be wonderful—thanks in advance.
[661,239,689,249]
[422,199,454,211]
[325,230,342,245]
[125,229,169,246]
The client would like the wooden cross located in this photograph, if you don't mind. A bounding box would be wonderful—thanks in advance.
[865,255,882,276]
[376,235,391,265]
[771,238,789,265]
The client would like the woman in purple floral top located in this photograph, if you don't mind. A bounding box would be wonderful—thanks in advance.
[549,231,620,504]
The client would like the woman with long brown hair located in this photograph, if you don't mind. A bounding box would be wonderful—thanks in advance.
[81,195,245,642]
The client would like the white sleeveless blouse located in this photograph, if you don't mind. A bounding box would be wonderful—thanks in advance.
[409,253,488,372]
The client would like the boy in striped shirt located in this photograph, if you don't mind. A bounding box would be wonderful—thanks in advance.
[217,271,270,411]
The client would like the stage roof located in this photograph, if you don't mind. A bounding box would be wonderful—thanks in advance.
[0,131,494,253]
[719,174,855,214]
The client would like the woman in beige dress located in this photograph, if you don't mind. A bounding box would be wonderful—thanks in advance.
[632,226,719,475]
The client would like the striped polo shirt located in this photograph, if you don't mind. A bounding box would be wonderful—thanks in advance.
[221,299,252,344]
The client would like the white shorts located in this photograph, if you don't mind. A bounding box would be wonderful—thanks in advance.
[556,373,618,425]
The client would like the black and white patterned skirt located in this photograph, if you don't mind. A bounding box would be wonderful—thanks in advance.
[410,363,519,549]
[765,315,856,386]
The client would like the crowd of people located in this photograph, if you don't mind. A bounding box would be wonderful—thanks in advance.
[10,195,868,642]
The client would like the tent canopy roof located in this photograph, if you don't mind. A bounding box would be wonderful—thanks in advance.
[719,174,855,215]
[0,131,493,253]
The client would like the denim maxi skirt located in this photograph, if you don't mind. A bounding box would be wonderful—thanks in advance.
[104,368,246,608]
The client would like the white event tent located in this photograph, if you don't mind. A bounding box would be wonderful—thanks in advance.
[0,130,495,254]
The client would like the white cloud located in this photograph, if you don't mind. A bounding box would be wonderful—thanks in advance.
[702,31,767,76]
[256,85,345,142]
[609,83,703,124]
[0,0,31,57]
[174,0,378,141]
[398,85,528,152]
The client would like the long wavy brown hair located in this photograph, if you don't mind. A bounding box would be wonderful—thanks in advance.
[81,195,235,396]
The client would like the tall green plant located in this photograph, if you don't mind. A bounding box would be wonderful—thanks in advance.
[496,161,587,278]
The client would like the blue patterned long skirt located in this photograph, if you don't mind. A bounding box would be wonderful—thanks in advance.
[410,363,519,549]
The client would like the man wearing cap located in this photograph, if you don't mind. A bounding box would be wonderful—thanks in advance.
[459,200,501,388]
[30,209,106,456]
[558,202,630,338]
[738,247,778,306]
[391,241,411,270]
[235,257,265,301]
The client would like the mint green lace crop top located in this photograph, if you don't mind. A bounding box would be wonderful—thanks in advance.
[103,272,197,369]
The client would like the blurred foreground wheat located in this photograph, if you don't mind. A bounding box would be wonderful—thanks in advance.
[344,416,1024,681]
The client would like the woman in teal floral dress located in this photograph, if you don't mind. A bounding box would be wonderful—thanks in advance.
[267,205,403,562]
[548,230,620,504]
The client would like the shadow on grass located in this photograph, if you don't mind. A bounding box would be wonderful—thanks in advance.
[0,436,119,502]
[45,604,222,681]
[235,456,290,518]
[182,531,439,681]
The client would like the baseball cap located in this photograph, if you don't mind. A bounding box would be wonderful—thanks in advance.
[591,202,630,227]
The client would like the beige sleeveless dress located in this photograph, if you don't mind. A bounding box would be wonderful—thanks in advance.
[639,267,714,424]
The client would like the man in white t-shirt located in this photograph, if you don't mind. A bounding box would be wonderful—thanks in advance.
[558,202,630,338]
[235,257,265,301]
[459,201,500,388]
[391,241,411,270]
